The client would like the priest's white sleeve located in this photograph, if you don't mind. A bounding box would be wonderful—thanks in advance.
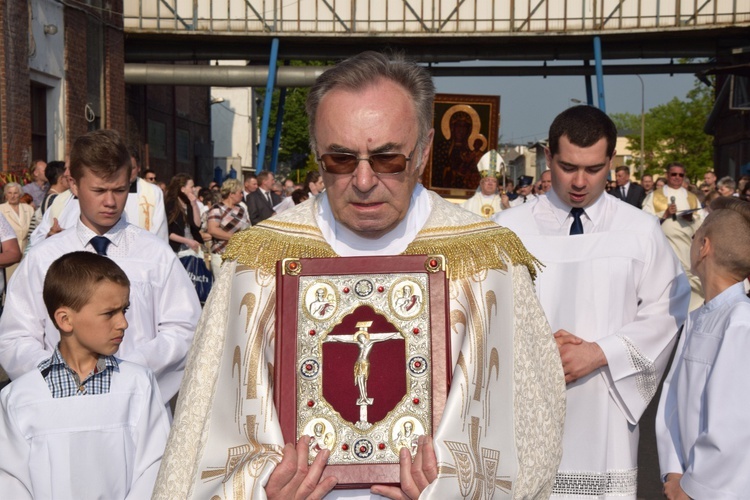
[595,217,689,424]
[0,387,34,499]
[126,253,201,402]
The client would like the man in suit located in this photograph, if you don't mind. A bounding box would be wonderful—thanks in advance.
[611,165,646,208]
[247,170,281,225]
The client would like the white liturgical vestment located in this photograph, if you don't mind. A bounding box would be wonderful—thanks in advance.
[153,188,566,500]
[642,185,703,311]
[656,282,750,499]
[0,361,171,499]
[495,190,690,499]
[461,191,503,218]
[0,218,200,402]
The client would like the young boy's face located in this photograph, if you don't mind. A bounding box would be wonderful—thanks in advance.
[63,281,130,358]
[70,166,130,235]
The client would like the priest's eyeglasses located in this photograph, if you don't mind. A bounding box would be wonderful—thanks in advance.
[317,145,417,175]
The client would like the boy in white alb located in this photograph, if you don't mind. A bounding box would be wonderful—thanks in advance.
[656,202,750,499]
[0,252,170,499]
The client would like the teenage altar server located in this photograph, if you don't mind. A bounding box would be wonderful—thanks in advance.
[0,252,170,499]
[495,105,690,499]
[0,130,199,404]
[656,203,750,500]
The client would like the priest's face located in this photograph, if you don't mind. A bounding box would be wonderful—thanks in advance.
[546,135,612,209]
[315,78,433,239]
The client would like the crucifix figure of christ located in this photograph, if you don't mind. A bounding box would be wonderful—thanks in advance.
[324,321,401,423]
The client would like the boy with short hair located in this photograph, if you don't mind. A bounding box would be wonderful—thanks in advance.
[0,252,170,499]
[656,204,750,499]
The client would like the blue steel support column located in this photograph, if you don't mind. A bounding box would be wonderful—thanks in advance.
[593,36,606,112]
[270,87,287,174]
[584,60,594,105]
[257,38,280,172]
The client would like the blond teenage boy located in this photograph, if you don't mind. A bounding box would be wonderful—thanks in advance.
[0,252,170,499]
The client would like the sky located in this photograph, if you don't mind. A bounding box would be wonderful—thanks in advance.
[433,59,698,144]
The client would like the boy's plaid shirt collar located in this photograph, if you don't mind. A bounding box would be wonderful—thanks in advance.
[38,346,119,398]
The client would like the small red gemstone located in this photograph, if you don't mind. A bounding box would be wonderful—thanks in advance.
[429,259,438,267]
[359,446,367,453]
[309,329,316,336]
[289,262,298,270]
[342,444,349,451]
[307,400,314,407]
[412,327,420,334]
[412,397,420,404]
[415,361,422,368]
[377,286,384,293]
[343,287,350,293]
[306,364,313,370]
[378,443,386,450]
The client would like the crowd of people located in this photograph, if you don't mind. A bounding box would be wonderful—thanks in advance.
[0,50,748,500]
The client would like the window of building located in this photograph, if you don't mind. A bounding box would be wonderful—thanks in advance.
[31,83,48,162]
[148,119,167,159]
[176,128,190,163]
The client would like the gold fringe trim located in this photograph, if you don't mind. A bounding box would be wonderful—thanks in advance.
[223,224,337,271]
[404,225,542,281]
[224,220,541,281]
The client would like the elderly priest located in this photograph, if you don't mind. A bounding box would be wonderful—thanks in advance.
[154,51,565,500]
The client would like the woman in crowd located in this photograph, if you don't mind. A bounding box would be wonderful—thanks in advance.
[206,179,250,277]
[0,183,34,280]
[304,171,325,197]
[164,173,203,253]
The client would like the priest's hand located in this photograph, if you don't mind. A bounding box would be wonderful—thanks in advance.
[663,473,690,500]
[371,435,438,499]
[265,436,337,500]
[554,330,608,384]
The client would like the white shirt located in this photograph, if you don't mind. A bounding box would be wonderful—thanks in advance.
[0,360,170,499]
[0,218,201,402]
[494,190,690,499]
[656,282,750,499]
[317,183,431,257]
[29,178,168,247]
[509,193,536,207]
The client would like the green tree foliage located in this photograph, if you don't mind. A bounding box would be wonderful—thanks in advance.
[257,60,330,179]
[610,79,714,183]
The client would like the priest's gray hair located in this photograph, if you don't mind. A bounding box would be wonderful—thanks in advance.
[306,51,435,163]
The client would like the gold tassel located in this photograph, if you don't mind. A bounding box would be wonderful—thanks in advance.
[224,221,541,281]
[404,225,541,281]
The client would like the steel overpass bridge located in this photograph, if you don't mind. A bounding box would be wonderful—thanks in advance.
[122,1,750,173]
[123,0,750,76]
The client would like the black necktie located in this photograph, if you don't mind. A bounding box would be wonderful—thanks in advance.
[569,208,585,235]
[266,191,272,206]
[523,195,527,203]
[90,236,111,256]
[621,186,626,198]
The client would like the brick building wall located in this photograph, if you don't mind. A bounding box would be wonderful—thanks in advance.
[0,0,32,170]
[65,1,125,143]
[63,7,88,141]
[126,62,212,185]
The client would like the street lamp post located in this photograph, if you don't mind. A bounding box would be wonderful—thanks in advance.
[635,75,645,178]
